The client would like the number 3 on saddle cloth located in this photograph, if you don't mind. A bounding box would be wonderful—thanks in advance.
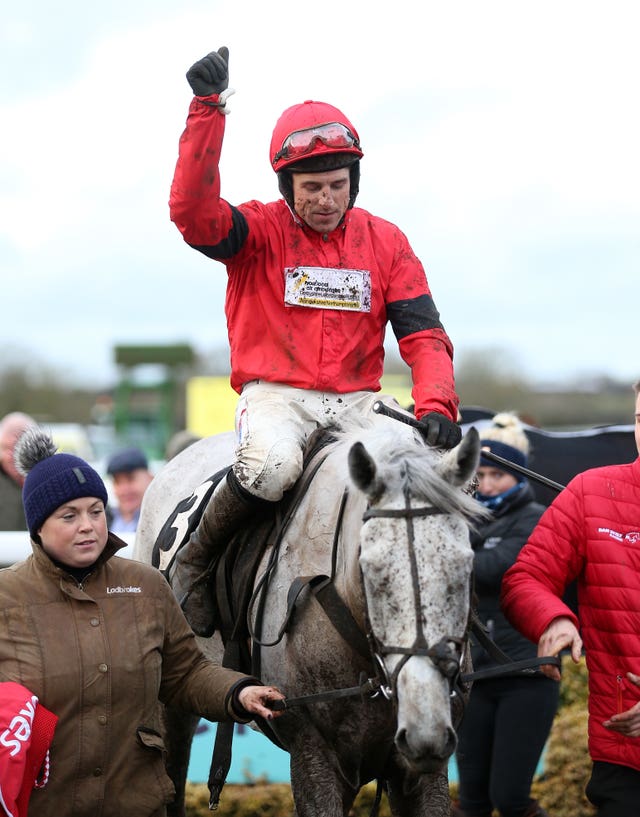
[151,467,280,665]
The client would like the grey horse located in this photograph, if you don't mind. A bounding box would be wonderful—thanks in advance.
[134,417,482,817]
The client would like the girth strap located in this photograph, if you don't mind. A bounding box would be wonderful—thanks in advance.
[208,635,242,810]
[207,721,233,811]
[208,635,287,810]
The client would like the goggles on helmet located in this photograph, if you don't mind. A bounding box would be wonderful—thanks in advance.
[272,122,361,166]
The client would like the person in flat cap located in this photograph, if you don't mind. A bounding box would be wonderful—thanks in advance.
[0,427,284,817]
[106,447,153,534]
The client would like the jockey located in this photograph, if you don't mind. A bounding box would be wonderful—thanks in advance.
[168,46,462,636]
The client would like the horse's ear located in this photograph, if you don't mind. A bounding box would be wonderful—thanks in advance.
[348,441,378,496]
[438,427,481,487]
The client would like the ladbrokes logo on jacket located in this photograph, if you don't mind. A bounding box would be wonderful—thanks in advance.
[106,585,142,594]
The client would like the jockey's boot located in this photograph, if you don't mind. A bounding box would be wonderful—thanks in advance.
[169,470,271,637]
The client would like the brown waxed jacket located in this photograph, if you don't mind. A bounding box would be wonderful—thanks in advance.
[0,533,252,817]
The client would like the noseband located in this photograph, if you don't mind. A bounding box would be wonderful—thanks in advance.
[362,489,466,700]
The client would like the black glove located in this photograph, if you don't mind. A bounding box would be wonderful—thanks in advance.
[186,46,229,96]
[418,412,462,449]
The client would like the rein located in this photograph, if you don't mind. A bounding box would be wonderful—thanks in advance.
[269,674,386,711]
[463,609,561,682]
[363,506,443,520]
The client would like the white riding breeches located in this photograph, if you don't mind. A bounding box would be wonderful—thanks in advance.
[232,382,401,501]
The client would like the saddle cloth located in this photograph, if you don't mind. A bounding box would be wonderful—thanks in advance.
[151,429,338,649]
[151,468,226,574]
[150,464,274,647]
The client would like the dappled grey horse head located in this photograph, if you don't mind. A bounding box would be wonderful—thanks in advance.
[349,428,481,773]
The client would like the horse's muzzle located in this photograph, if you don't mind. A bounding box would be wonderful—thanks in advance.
[394,724,457,773]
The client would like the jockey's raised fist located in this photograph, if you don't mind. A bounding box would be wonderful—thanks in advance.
[186,46,229,96]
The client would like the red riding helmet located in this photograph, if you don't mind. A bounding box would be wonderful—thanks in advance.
[270,100,364,173]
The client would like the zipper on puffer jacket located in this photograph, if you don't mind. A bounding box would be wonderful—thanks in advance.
[616,673,624,714]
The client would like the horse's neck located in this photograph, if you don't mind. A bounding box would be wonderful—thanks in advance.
[281,449,367,620]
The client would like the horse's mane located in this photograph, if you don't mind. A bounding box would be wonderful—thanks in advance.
[331,415,483,523]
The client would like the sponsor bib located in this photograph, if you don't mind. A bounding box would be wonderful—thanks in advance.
[284,267,371,312]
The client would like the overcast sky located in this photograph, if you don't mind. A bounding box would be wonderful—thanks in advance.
[2,0,639,389]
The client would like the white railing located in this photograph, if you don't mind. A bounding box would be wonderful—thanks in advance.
[0,532,137,568]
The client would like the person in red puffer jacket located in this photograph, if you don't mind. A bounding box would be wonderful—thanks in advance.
[501,380,640,817]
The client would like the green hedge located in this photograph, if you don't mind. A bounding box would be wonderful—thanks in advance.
[185,657,594,817]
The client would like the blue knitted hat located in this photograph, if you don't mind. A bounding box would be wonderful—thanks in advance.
[15,428,108,538]
[479,439,527,482]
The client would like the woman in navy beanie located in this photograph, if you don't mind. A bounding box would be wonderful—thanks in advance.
[0,427,283,817]
[20,430,109,543]
[452,414,559,817]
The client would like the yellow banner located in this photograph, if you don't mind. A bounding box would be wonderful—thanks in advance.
[186,374,414,438]
[186,377,237,437]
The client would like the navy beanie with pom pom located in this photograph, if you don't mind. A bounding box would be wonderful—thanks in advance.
[15,428,108,538]
[479,439,527,482]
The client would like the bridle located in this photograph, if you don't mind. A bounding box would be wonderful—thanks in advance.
[262,484,468,712]
[265,480,559,716]
[362,487,467,702]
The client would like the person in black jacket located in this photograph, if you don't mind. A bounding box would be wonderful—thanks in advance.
[452,413,559,817]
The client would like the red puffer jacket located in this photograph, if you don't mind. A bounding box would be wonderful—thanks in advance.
[501,457,640,772]
[169,98,458,421]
